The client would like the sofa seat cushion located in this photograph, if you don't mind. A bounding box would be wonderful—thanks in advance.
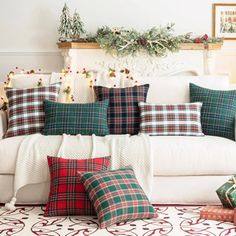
[0,135,235,176]
[152,136,236,176]
[0,135,25,174]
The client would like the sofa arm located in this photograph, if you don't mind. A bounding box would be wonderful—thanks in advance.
[0,111,7,139]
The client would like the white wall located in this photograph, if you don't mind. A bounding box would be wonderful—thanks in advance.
[0,0,236,82]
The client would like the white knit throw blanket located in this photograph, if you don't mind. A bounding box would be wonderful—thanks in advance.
[5,133,153,210]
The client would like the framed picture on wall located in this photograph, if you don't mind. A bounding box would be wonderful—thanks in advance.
[213,3,236,40]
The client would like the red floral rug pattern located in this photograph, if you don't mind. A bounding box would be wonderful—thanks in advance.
[0,206,236,236]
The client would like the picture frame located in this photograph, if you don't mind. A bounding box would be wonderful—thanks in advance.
[213,3,236,40]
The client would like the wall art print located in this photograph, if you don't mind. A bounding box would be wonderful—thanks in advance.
[213,3,236,40]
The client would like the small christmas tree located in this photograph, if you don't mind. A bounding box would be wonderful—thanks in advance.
[58,3,72,41]
[71,10,85,40]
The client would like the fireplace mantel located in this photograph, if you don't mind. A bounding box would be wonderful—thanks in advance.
[57,42,223,76]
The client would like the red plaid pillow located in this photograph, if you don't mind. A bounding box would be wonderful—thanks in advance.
[94,84,149,135]
[44,156,110,217]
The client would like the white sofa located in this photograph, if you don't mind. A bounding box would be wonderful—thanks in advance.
[0,73,236,205]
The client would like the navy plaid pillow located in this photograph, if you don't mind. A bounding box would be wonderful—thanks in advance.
[45,156,111,217]
[5,83,61,138]
[78,166,157,228]
[94,84,149,134]
[42,99,110,136]
[190,83,236,140]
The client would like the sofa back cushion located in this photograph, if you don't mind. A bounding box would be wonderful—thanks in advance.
[8,73,73,103]
[1,73,231,107]
[11,74,51,88]
[137,76,230,104]
[0,82,7,105]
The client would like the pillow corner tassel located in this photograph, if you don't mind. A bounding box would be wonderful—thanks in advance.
[5,196,17,211]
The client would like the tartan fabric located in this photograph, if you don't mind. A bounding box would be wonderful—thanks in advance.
[44,156,111,217]
[5,83,61,138]
[190,83,236,140]
[42,99,110,136]
[94,84,149,135]
[78,166,157,228]
[139,102,204,136]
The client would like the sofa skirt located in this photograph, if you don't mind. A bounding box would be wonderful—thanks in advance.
[0,175,230,205]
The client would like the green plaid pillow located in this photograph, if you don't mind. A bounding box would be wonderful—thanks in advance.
[190,83,236,140]
[78,166,157,228]
[42,99,110,136]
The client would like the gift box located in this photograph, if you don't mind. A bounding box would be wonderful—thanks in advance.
[216,176,236,208]
[200,206,234,222]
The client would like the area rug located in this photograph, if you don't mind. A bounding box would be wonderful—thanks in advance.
[0,205,236,236]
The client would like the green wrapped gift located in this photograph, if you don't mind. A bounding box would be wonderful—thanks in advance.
[216,176,236,208]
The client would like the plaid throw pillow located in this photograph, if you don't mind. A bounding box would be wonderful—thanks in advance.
[5,83,61,138]
[94,84,149,135]
[139,102,204,136]
[42,99,110,136]
[44,156,111,217]
[190,83,236,140]
[78,166,157,228]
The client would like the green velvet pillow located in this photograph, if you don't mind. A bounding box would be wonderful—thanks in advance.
[190,83,236,140]
[42,99,110,136]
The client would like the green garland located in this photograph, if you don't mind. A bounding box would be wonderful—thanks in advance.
[96,24,183,57]
[95,25,223,57]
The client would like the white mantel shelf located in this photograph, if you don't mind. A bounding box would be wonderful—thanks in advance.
[57,42,223,77]
[57,42,223,50]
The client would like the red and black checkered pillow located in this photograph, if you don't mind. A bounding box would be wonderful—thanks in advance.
[5,83,61,138]
[44,156,110,217]
[78,166,157,228]
[139,102,204,136]
[94,84,149,134]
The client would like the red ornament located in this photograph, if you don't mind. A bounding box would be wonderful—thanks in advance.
[202,34,209,41]
[194,38,202,43]
[125,68,130,74]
